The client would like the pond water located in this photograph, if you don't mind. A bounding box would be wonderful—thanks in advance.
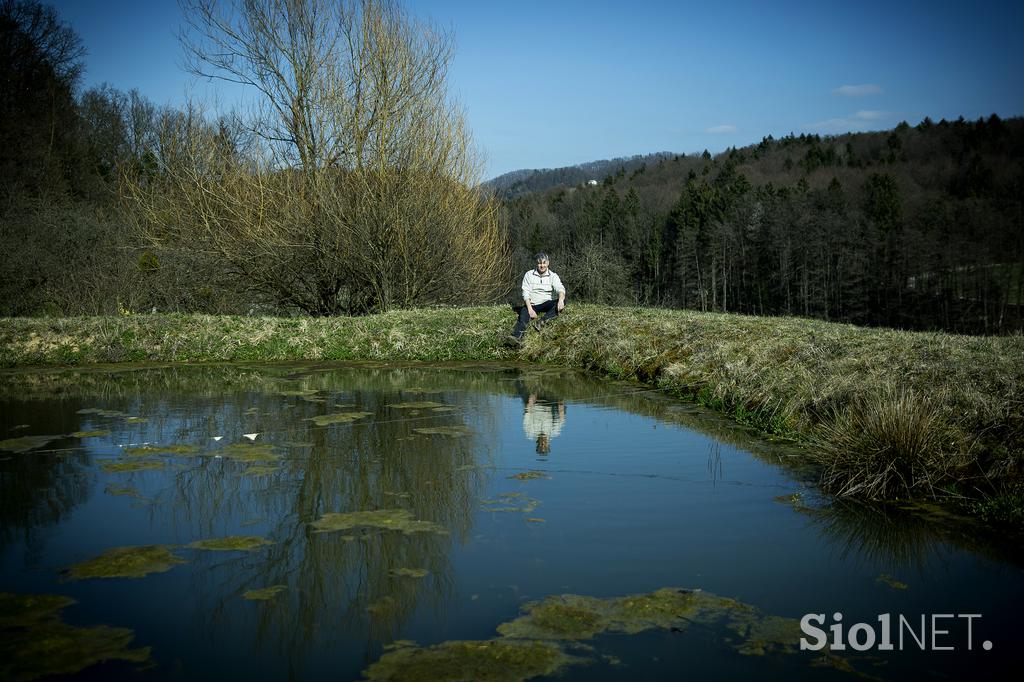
[0,362,1021,681]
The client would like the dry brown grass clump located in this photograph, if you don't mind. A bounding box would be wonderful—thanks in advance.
[811,385,969,499]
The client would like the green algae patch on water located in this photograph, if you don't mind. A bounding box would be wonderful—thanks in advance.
[0,592,150,682]
[76,408,127,418]
[361,638,582,682]
[243,585,287,601]
[508,471,550,480]
[310,509,447,535]
[71,429,110,438]
[124,444,199,456]
[0,435,62,453]
[498,589,757,642]
[499,597,608,640]
[65,545,185,580]
[391,567,429,578]
[215,443,281,463]
[188,536,273,551]
[481,492,540,515]
[387,401,447,409]
[101,460,165,473]
[306,411,373,426]
[414,426,473,437]
[728,614,804,656]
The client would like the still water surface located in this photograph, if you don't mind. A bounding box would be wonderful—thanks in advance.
[0,362,1021,681]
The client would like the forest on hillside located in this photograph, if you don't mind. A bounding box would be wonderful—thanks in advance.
[502,118,1024,334]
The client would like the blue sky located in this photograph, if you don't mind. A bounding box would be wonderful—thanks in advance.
[50,0,1024,179]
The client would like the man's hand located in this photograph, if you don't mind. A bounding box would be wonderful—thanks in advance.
[527,306,537,319]
[556,299,565,313]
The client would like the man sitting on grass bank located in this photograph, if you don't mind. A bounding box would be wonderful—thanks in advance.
[508,252,566,346]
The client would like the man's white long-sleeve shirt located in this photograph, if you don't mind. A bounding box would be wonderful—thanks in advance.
[521,269,566,306]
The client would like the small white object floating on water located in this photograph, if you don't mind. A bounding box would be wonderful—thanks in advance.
[212,436,223,441]
[243,433,259,441]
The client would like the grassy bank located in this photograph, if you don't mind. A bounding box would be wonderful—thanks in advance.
[1,305,1022,520]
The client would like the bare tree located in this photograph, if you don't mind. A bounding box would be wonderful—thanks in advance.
[125,0,506,315]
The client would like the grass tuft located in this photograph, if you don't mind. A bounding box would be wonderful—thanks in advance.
[811,385,966,499]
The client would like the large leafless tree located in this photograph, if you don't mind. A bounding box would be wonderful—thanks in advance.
[126,0,506,315]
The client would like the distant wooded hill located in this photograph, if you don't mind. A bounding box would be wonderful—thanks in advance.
[486,152,676,198]
[500,116,1024,334]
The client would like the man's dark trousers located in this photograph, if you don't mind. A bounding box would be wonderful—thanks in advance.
[512,299,562,340]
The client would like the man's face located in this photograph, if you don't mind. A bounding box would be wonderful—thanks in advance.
[536,260,549,274]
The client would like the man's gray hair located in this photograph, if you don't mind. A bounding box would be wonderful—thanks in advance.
[534,252,550,263]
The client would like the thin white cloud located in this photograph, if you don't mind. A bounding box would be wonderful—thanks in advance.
[706,124,737,134]
[832,84,883,97]
[854,110,888,120]
[802,110,892,133]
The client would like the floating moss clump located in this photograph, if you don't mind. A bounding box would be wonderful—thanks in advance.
[188,536,272,551]
[499,589,756,642]
[101,460,165,473]
[71,430,110,438]
[243,585,286,601]
[124,444,198,456]
[306,411,372,426]
[0,592,150,682]
[310,509,447,535]
[507,599,607,640]
[481,493,540,514]
[391,567,429,578]
[729,614,804,656]
[76,408,127,418]
[125,417,148,424]
[612,588,718,629]
[875,574,908,590]
[387,401,447,409]
[65,545,185,580]
[508,471,549,480]
[382,639,417,651]
[215,443,280,463]
[0,592,76,625]
[414,426,472,437]
[362,638,580,682]
[0,435,61,453]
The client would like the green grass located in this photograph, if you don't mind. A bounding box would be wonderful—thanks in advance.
[2,305,1022,516]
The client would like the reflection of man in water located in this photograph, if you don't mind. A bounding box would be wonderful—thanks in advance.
[523,393,566,455]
